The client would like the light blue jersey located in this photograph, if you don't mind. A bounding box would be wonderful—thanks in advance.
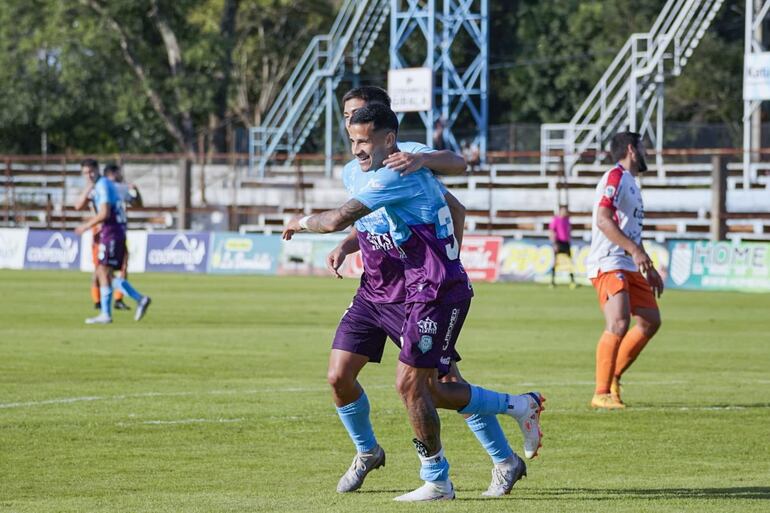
[342,141,448,303]
[350,155,472,304]
[91,176,127,238]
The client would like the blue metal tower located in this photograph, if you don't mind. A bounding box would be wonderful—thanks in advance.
[389,0,488,161]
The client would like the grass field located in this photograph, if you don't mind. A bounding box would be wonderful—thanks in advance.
[1,269,769,512]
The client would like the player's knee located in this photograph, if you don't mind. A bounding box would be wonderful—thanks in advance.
[395,367,424,401]
[327,367,355,393]
[642,315,662,337]
[607,318,630,336]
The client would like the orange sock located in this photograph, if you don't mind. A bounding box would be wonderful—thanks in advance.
[114,290,124,301]
[614,325,651,379]
[91,286,100,304]
[595,331,622,394]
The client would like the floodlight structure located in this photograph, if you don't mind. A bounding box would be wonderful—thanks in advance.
[743,0,770,189]
[389,0,489,161]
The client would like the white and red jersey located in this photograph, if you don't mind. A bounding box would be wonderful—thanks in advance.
[586,163,644,278]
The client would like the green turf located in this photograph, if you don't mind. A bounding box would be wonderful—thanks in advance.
[1,270,768,512]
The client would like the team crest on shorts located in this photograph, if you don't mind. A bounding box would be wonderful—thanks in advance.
[417,316,438,335]
[616,272,625,280]
[418,335,433,353]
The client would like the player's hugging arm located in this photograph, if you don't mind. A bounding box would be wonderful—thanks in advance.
[306,199,372,232]
[283,199,373,240]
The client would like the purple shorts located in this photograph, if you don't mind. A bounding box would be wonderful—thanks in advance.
[332,295,405,363]
[399,298,471,376]
[333,295,464,366]
[98,234,126,269]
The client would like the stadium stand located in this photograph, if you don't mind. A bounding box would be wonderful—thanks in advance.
[2,154,768,242]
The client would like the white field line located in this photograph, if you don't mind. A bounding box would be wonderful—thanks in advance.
[116,417,244,427]
[1,379,767,411]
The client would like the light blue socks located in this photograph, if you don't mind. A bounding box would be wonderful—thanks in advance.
[336,391,377,453]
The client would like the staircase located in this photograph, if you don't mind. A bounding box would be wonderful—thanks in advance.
[249,0,391,176]
[540,0,725,174]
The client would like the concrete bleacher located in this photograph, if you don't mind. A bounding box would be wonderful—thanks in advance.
[1,160,174,230]
[236,161,770,242]
[2,157,769,241]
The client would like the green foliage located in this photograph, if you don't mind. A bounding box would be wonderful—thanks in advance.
[1,271,769,512]
[0,1,747,154]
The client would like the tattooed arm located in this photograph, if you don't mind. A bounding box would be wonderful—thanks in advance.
[282,199,372,240]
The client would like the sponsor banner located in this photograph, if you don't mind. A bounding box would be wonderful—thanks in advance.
[145,232,210,273]
[498,238,669,284]
[278,233,348,276]
[208,232,281,274]
[79,231,148,273]
[666,240,770,292]
[744,52,770,100]
[0,228,29,269]
[24,230,80,270]
[460,236,502,282]
[388,67,433,112]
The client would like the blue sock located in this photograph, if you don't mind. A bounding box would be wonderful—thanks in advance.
[112,277,143,302]
[458,385,509,416]
[99,286,112,317]
[336,391,377,453]
[465,414,514,464]
[419,448,450,482]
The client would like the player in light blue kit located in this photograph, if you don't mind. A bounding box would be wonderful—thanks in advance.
[284,103,544,501]
[75,166,151,324]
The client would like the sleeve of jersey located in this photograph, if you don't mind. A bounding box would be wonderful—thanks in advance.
[94,181,110,206]
[435,176,448,194]
[353,169,415,211]
[598,168,623,211]
[407,141,436,154]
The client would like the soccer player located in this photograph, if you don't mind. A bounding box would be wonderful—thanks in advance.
[284,103,544,501]
[104,163,143,311]
[586,132,663,409]
[74,159,104,310]
[74,165,151,324]
[323,87,537,498]
[548,205,576,288]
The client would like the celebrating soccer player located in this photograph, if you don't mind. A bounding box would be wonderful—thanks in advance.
[586,132,664,409]
[74,162,151,324]
[104,163,143,311]
[283,102,544,500]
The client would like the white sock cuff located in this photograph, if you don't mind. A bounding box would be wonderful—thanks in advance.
[418,447,445,465]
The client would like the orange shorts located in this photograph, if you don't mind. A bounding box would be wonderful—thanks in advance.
[91,241,99,266]
[591,269,658,313]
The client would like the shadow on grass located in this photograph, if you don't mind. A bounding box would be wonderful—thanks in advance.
[360,487,770,501]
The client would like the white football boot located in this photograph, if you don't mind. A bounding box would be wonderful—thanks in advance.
[336,445,385,493]
[134,296,151,321]
[506,392,545,459]
[394,480,455,501]
[85,313,112,325]
[482,454,527,497]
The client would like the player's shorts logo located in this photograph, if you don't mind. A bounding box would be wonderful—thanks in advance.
[417,316,438,335]
[418,335,433,353]
[616,272,625,281]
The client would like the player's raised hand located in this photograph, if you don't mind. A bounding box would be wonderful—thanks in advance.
[326,246,347,279]
[383,152,425,176]
[282,216,302,241]
[646,266,665,297]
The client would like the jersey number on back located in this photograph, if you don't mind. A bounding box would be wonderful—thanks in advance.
[438,205,460,260]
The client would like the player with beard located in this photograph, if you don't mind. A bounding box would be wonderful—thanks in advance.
[586,132,664,409]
